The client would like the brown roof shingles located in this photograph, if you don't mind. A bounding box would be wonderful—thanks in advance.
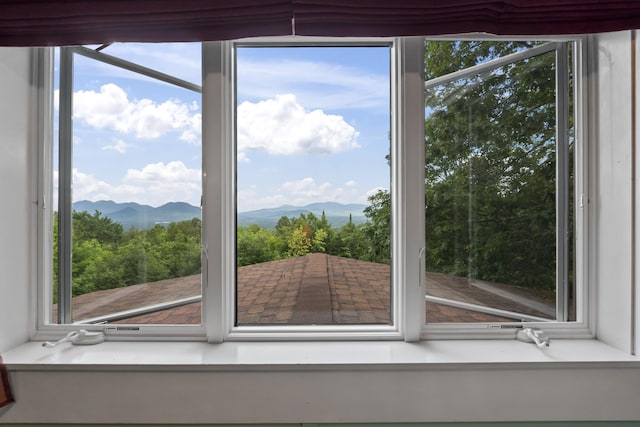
[66,253,554,325]
[327,254,390,324]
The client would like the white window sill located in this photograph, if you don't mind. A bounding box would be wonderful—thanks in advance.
[3,339,640,424]
[3,338,638,371]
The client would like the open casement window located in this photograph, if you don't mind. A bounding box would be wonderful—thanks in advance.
[421,39,588,336]
[51,43,204,332]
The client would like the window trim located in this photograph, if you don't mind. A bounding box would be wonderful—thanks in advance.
[36,35,593,342]
[203,37,417,342]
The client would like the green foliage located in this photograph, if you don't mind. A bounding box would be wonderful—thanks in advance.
[54,199,398,299]
[72,210,124,246]
[423,40,561,290]
[330,219,371,260]
[71,238,123,295]
[287,224,313,257]
[236,208,389,267]
[116,233,170,286]
[237,224,281,266]
[362,190,391,264]
[53,212,203,298]
[312,228,328,253]
[56,202,393,299]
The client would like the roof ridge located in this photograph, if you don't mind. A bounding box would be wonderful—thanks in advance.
[288,253,333,324]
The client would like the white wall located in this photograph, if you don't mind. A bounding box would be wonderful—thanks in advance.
[594,31,635,353]
[2,366,640,424]
[0,48,35,354]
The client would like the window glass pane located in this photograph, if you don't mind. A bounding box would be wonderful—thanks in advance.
[423,41,576,323]
[52,47,60,322]
[86,42,201,86]
[424,41,543,79]
[53,44,202,325]
[235,45,392,325]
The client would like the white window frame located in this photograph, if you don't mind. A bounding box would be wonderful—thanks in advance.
[203,37,423,342]
[36,44,207,340]
[36,35,591,343]
[419,36,592,340]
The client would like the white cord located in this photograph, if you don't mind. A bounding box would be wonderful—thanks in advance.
[516,327,550,348]
[42,330,104,347]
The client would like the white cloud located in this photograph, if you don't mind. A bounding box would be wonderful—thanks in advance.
[72,83,201,144]
[282,177,332,199]
[179,112,201,144]
[237,57,389,111]
[123,161,201,205]
[102,139,130,153]
[66,162,201,207]
[237,94,359,158]
[71,168,143,203]
[124,161,200,184]
[237,151,250,163]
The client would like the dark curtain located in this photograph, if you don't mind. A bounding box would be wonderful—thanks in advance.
[0,0,293,46]
[293,0,640,37]
[1,0,640,46]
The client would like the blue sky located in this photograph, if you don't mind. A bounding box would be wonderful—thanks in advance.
[55,42,391,211]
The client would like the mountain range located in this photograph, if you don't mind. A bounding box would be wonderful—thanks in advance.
[73,200,367,230]
[236,201,367,228]
[73,200,201,230]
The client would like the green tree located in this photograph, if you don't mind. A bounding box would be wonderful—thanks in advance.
[72,210,124,246]
[161,219,202,276]
[311,228,328,253]
[237,224,281,266]
[287,224,312,257]
[331,221,370,259]
[71,239,123,295]
[55,212,205,298]
[117,232,170,286]
[362,189,391,264]
[424,40,558,290]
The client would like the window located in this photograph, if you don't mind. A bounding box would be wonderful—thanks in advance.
[51,43,204,330]
[234,44,392,326]
[205,39,403,340]
[42,36,588,341]
[420,39,588,338]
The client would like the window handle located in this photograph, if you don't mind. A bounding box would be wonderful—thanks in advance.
[418,247,426,289]
[516,327,550,348]
[202,243,209,290]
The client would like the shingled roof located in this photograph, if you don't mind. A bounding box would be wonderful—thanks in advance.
[64,253,555,325]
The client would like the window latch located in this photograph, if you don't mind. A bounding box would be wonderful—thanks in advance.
[516,327,550,348]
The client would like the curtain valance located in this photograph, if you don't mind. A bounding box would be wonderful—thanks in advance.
[293,1,640,37]
[1,0,639,46]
